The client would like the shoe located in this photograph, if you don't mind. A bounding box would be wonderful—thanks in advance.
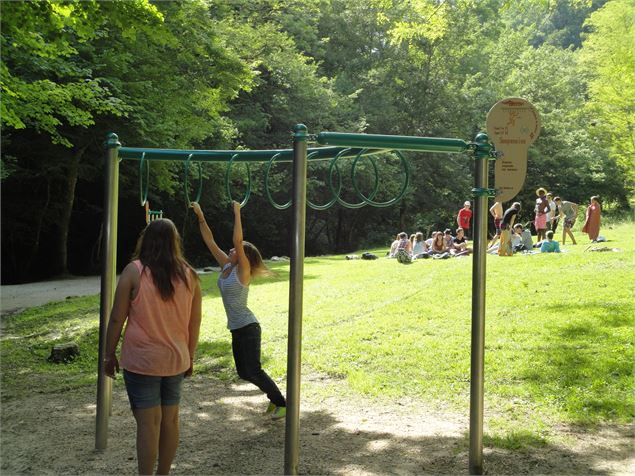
[265,402,276,414]
[271,406,286,420]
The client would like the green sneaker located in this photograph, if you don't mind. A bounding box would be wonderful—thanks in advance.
[265,402,276,414]
[271,406,286,420]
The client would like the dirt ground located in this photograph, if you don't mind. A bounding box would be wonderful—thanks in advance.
[1,278,634,475]
[1,373,633,475]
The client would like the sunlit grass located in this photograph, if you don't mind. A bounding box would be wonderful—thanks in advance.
[2,221,634,448]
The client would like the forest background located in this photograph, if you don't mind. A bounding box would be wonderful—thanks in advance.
[2,0,633,284]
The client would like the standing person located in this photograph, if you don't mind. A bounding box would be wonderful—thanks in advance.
[191,201,287,419]
[534,188,550,244]
[581,196,602,241]
[499,202,521,257]
[554,197,578,245]
[457,201,473,239]
[489,201,503,248]
[546,193,558,233]
[104,219,202,475]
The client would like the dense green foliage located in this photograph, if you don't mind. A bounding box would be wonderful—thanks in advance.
[2,0,633,282]
[2,221,634,446]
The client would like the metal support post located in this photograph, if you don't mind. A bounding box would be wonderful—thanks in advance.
[469,133,492,475]
[95,133,121,450]
[284,124,308,475]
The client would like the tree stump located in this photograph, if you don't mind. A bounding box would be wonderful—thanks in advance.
[48,342,80,363]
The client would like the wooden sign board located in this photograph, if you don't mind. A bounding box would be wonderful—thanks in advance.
[486,98,541,203]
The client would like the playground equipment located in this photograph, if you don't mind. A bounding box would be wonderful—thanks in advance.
[96,111,531,474]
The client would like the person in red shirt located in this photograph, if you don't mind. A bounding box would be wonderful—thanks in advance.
[457,201,473,238]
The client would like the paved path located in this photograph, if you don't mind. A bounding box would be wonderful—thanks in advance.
[0,276,102,315]
[0,268,219,315]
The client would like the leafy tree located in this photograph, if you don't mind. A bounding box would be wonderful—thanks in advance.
[577,0,635,206]
[1,0,252,281]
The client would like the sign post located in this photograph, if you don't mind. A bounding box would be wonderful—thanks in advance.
[487,98,541,202]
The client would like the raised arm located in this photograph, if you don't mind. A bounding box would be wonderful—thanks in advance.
[232,201,252,286]
[191,202,229,267]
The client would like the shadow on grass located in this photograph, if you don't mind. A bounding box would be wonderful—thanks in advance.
[519,301,634,423]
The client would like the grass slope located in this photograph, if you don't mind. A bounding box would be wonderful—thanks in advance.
[2,221,633,447]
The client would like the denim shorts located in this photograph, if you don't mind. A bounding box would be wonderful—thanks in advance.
[123,369,185,410]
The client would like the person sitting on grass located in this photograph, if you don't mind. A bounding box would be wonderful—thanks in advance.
[540,230,561,253]
[451,227,472,256]
[513,223,534,252]
[443,229,454,249]
[411,232,429,259]
[430,231,450,258]
[388,234,400,258]
[394,232,413,263]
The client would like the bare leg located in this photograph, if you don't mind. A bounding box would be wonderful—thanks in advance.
[562,228,566,245]
[132,406,162,475]
[156,405,180,475]
[566,227,577,245]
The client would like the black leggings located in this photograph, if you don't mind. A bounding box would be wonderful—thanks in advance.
[231,323,286,407]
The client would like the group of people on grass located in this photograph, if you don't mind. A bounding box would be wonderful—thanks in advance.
[104,201,284,474]
[489,190,603,256]
[388,227,472,263]
[391,192,602,262]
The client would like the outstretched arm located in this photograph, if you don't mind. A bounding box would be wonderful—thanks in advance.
[191,202,229,267]
[232,201,251,286]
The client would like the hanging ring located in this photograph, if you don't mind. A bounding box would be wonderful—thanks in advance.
[352,150,409,208]
[184,153,203,205]
[139,152,149,206]
[328,148,378,209]
[264,153,292,210]
[307,151,341,210]
[226,154,251,207]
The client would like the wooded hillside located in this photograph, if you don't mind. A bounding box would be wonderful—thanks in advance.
[2,0,633,283]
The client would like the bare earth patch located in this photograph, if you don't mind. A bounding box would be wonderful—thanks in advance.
[1,373,633,475]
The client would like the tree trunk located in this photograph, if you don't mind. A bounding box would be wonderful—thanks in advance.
[50,144,88,277]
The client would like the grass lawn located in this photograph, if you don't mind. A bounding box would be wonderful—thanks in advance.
[2,220,634,449]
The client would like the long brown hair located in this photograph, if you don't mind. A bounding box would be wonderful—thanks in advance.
[242,241,271,277]
[133,219,198,300]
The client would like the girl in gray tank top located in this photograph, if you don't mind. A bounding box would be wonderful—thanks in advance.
[191,200,287,419]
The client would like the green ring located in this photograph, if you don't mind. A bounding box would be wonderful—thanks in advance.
[352,150,409,208]
[139,152,149,206]
[225,154,251,207]
[264,153,291,210]
[307,151,342,211]
[327,149,378,209]
[183,154,203,205]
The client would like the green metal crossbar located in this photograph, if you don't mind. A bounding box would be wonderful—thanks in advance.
[121,131,494,211]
